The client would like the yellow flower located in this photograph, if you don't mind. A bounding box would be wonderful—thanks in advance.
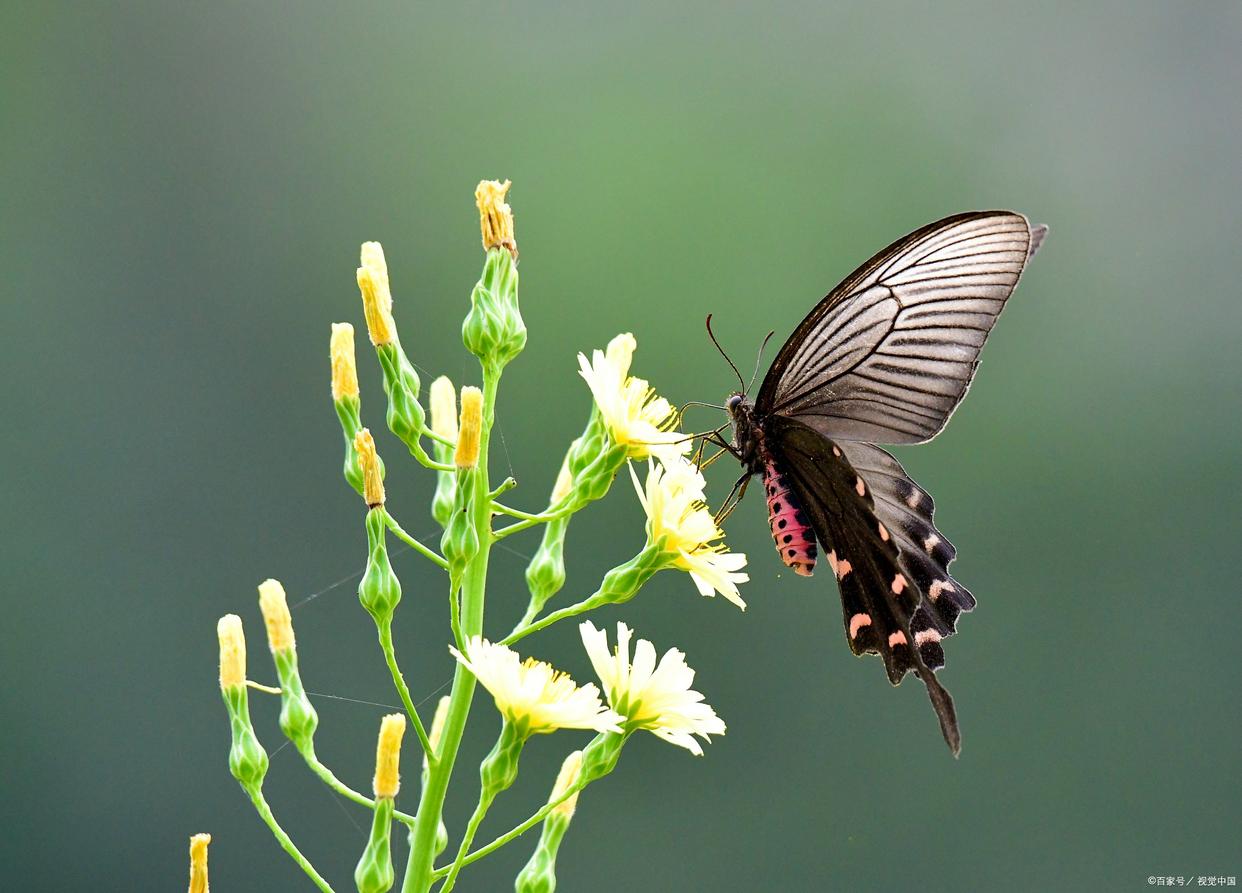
[577,333,688,462]
[579,621,725,756]
[632,456,749,608]
[449,637,622,735]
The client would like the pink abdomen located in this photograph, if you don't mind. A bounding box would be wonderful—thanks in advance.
[762,461,817,576]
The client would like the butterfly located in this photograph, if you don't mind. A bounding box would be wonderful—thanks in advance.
[707,211,1047,755]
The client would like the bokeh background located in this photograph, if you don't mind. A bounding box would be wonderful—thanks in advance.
[3,2,1240,890]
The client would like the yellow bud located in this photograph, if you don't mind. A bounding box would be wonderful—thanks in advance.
[217,615,246,690]
[357,242,396,346]
[549,750,583,819]
[257,579,294,653]
[475,179,516,255]
[188,833,211,893]
[550,455,574,504]
[354,428,385,506]
[423,695,451,770]
[330,322,360,401]
[373,713,406,799]
[429,376,458,441]
[454,386,483,469]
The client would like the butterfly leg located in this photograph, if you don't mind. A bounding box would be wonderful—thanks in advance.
[713,473,751,525]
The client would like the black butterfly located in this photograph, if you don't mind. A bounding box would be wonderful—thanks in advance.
[710,211,1047,755]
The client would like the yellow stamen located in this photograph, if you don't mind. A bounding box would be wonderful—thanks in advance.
[549,750,583,819]
[455,386,483,469]
[354,428,385,506]
[217,615,246,690]
[429,376,458,442]
[330,323,360,401]
[475,179,516,255]
[257,579,294,653]
[188,833,211,893]
[357,242,396,346]
[373,713,406,799]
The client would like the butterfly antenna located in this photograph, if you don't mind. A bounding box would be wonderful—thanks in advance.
[746,330,776,394]
[705,314,746,393]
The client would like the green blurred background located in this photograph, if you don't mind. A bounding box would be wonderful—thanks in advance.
[3,2,1239,890]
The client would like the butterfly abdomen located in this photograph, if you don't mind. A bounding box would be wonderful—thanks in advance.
[762,461,817,576]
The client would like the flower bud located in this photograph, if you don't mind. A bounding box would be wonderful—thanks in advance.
[354,797,395,893]
[429,377,457,526]
[579,731,626,785]
[258,580,319,751]
[257,578,294,653]
[355,428,385,507]
[217,616,268,791]
[217,614,246,690]
[359,508,401,624]
[357,242,396,347]
[463,182,526,370]
[524,516,568,615]
[331,322,360,402]
[329,323,380,496]
[188,833,210,893]
[479,720,527,800]
[373,713,406,800]
[550,457,574,505]
[454,386,482,470]
[441,488,480,578]
[514,751,584,893]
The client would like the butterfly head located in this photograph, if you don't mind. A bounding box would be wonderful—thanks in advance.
[724,391,762,470]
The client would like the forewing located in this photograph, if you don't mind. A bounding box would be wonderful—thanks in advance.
[757,211,1044,444]
[769,416,961,754]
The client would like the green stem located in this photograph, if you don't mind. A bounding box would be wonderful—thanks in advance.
[426,429,455,448]
[247,788,336,893]
[384,512,450,570]
[502,591,604,646]
[377,621,435,763]
[438,791,495,892]
[401,373,499,893]
[492,501,572,540]
[429,782,583,881]
[299,746,417,827]
[447,574,464,651]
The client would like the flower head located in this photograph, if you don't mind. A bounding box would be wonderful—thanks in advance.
[577,333,688,463]
[633,457,749,608]
[455,386,482,469]
[476,179,516,254]
[449,637,622,735]
[580,621,725,756]
[357,241,396,346]
[354,428,384,506]
[217,615,246,689]
[257,578,294,653]
[429,376,458,442]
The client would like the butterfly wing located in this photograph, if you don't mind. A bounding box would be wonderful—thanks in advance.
[755,211,1046,444]
[767,415,962,754]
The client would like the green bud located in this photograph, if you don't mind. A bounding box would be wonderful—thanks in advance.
[524,516,568,613]
[594,545,666,607]
[480,721,528,799]
[515,834,563,893]
[463,249,526,373]
[354,798,395,893]
[431,442,456,527]
[273,649,318,752]
[359,508,401,624]
[334,396,366,496]
[222,685,268,792]
[441,470,480,577]
[579,731,626,785]
[375,342,434,465]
